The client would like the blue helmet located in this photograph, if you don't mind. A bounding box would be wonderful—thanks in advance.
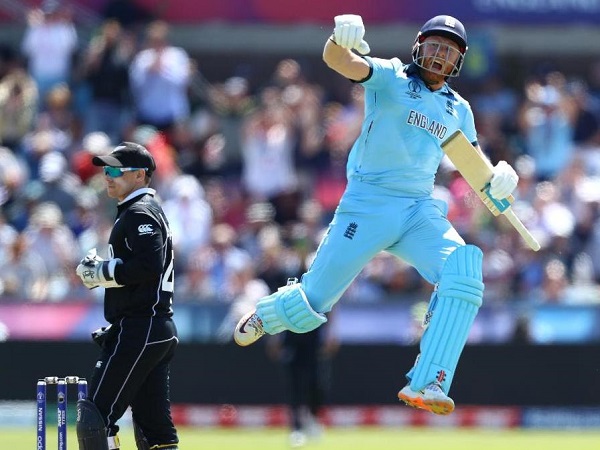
[412,15,468,77]
[417,15,467,51]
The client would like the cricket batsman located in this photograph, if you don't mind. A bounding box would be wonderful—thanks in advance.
[234,14,518,415]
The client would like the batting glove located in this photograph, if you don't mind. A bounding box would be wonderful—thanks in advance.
[333,14,371,55]
[490,161,518,200]
[76,248,123,289]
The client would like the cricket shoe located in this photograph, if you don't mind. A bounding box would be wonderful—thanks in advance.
[234,311,265,346]
[289,430,307,448]
[398,382,455,415]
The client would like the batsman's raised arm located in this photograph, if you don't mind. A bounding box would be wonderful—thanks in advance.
[323,14,371,81]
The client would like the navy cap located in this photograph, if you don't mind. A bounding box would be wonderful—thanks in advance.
[92,142,156,173]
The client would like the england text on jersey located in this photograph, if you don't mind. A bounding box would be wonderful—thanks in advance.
[406,110,448,140]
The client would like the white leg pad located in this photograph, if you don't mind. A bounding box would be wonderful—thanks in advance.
[256,282,327,334]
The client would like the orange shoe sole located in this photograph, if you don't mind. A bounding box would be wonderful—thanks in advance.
[398,391,455,415]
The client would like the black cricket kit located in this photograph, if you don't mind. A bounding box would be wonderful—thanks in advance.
[89,187,179,445]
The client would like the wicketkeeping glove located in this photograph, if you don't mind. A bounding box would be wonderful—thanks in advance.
[76,248,123,289]
[489,160,518,200]
[333,14,371,55]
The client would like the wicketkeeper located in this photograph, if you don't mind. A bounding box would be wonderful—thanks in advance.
[75,142,179,449]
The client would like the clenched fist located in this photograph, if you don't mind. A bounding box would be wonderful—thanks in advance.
[333,14,371,55]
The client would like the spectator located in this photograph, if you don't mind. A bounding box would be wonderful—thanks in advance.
[567,79,600,146]
[472,75,519,134]
[237,201,276,259]
[129,20,191,144]
[21,0,78,107]
[205,76,256,177]
[0,232,48,301]
[178,222,255,301]
[240,103,300,222]
[22,201,79,300]
[518,72,576,181]
[71,131,113,183]
[532,258,574,304]
[0,145,29,212]
[0,66,38,150]
[21,129,60,180]
[41,83,77,145]
[127,125,180,191]
[254,223,303,293]
[0,212,18,262]
[162,174,213,264]
[101,0,154,29]
[202,177,247,228]
[80,19,136,142]
[67,187,101,237]
[35,151,81,219]
[271,59,326,175]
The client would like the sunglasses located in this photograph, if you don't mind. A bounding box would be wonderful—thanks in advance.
[103,167,147,178]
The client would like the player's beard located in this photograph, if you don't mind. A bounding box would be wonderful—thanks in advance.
[419,68,446,89]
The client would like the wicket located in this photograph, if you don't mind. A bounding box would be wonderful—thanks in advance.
[37,376,87,450]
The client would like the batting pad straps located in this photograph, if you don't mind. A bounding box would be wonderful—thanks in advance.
[438,244,484,305]
[256,283,327,334]
[437,274,484,307]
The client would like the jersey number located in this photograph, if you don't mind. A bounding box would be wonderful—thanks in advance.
[161,251,174,293]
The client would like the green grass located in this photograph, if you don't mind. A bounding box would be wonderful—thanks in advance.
[12,426,600,450]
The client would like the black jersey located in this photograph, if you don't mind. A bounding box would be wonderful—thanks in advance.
[104,188,174,322]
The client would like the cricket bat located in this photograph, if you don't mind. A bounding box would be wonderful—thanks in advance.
[441,130,541,251]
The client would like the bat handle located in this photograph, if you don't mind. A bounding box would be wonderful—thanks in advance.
[503,208,541,251]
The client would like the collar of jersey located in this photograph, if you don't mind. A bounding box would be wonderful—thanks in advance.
[118,187,156,205]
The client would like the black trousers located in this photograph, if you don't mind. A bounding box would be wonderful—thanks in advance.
[281,331,329,431]
[88,316,179,447]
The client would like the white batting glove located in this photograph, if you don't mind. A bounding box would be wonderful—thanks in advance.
[76,248,123,289]
[490,161,518,200]
[333,14,371,55]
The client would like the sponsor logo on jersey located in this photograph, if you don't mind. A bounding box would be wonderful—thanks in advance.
[138,224,153,235]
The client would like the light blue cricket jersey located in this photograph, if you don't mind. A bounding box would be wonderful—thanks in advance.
[347,58,478,196]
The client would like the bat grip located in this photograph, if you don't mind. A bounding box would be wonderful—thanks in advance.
[503,208,541,251]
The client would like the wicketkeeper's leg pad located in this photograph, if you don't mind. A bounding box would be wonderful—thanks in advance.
[133,420,150,450]
[76,399,110,450]
[255,282,327,334]
[408,245,484,393]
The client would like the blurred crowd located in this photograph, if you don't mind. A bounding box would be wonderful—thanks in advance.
[2,1,600,316]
